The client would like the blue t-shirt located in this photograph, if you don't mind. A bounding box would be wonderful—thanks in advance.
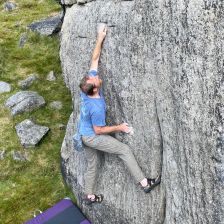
[79,70,106,136]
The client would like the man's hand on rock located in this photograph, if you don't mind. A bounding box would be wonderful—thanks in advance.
[118,123,132,134]
[97,24,107,42]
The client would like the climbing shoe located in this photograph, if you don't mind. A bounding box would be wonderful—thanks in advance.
[143,175,161,193]
[85,194,104,205]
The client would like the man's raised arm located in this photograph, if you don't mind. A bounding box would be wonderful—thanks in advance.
[90,26,107,71]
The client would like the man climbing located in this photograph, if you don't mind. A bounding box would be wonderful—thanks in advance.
[79,25,161,204]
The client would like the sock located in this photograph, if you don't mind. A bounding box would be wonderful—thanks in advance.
[87,194,95,201]
[140,178,148,187]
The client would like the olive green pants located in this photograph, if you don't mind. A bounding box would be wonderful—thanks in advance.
[82,134,145,195]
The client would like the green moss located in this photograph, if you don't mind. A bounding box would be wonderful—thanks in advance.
[0,0,75,223]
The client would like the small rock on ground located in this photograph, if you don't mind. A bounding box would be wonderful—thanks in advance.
[19,33,28,48]
[58,123,66,130]
[12,151,29,161]
[3,2,17,11]
[18,74,38,90]
[0,150,6,160]
[46,71,56,81]
[49,101,62,110]
[0,81,11,93]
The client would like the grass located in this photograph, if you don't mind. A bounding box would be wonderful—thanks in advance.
[0,0,75,223]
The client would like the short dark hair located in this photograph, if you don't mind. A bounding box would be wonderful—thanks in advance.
[79,76,95,96]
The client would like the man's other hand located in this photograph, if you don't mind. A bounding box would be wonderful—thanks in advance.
[118,123,132,134]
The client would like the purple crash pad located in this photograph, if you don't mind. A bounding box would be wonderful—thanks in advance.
[24,198,91,224]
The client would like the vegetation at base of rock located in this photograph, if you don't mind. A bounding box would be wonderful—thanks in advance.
[0,0,74,223]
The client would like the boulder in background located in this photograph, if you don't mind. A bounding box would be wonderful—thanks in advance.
[5,91,45,116]
[15,119,49,148]
[27,14,63,36]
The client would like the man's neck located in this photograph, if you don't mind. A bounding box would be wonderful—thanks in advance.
[88,90,100,98]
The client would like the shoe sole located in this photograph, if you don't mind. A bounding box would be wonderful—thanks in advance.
[144,175,161,193]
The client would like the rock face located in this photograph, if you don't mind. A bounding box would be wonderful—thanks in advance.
[60,1,224,224]
[5,91,45,116]
[15,119,49,148]
[0,81,11,93]
[27,14,62,36]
